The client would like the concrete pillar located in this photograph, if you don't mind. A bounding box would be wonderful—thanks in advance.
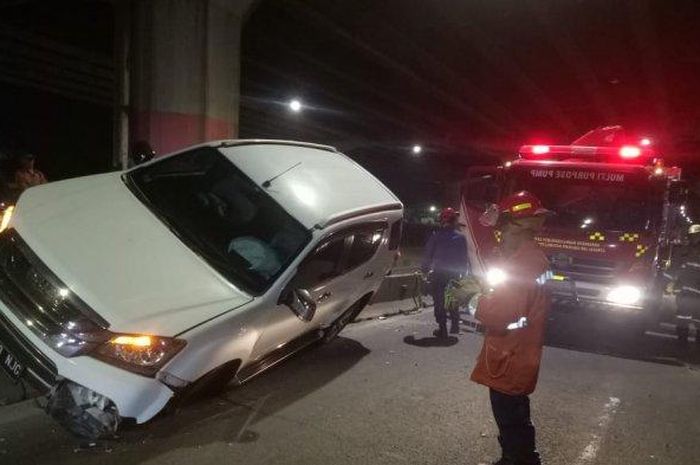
[129,0,256,156]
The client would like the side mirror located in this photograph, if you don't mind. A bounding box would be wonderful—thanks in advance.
[283,288,317,322]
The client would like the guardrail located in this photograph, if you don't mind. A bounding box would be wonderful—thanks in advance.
[370,271,424,306]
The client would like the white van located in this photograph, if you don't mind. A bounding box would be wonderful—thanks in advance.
[0,141,403,437]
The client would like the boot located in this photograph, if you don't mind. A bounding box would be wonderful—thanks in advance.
[492,458,516,465]
[433,324,448,339]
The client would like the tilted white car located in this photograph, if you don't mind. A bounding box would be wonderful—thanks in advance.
[0,141,403,437]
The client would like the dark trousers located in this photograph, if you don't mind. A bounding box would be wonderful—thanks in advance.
[676,292,700,341]
[431,273,459,328]
[490,389,541,465]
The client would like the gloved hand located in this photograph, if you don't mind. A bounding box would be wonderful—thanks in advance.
[445,276,484,308]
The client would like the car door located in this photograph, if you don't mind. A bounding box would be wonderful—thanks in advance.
[329,223,389,316]
[250,232,352,359]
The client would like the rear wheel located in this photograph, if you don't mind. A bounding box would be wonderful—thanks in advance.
[322,295,371,343]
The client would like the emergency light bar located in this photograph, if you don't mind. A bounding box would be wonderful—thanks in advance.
[519,144,655,163]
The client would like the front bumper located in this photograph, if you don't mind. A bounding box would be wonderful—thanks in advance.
[548,279,646,311]
[0,303,174,423]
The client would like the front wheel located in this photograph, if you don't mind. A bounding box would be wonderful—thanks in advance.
[322,296,371,343]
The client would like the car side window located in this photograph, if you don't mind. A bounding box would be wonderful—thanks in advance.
[292,236,347,290]
[345,227,385,270]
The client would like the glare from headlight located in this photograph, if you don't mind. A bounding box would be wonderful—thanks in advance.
[606,286,642,306]
[0,205,15,233]
[486,267,507,287]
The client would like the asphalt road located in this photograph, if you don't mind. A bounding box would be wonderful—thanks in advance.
[2,308,700,465]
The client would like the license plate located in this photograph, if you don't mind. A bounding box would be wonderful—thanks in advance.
[0,343,24,382]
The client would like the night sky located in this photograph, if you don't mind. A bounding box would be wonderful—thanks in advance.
[1,1,700,207]
[240,0,700,205]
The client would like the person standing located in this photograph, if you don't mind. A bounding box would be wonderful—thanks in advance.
[421,207,468,338]
[13,152,47,193]
[453,191,552,465]
[674,224,700,344]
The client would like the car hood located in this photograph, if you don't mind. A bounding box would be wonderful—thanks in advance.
[11,173,252,336]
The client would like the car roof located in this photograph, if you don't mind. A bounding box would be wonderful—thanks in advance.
[209,140,402,229]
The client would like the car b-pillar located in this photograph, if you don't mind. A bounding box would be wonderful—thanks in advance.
[129,0,257,157]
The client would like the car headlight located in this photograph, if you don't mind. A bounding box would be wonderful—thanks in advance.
[606,286,642,306]
[93,334,186,377]
[0,205,15,233]
[486,267,507,287]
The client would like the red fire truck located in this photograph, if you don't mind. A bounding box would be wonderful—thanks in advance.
[461,126,685,331]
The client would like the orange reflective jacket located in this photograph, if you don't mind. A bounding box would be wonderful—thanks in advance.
[470,240,550,395]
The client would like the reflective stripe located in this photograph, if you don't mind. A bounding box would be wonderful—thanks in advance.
[506,316,528,330]
[511,202,532,212]
[536,270,553,285]
[681,286,700,295]
[686,262,700,269]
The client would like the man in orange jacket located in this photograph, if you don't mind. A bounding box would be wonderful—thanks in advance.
[458,191,552,465]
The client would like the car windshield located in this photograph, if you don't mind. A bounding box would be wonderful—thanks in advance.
[508,168,660,232]
[126,147,311,295]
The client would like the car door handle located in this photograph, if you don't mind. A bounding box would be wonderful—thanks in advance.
[364,271,374,279]
[317,292,332,302]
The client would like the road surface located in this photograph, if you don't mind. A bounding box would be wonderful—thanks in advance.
[1,308,700,464]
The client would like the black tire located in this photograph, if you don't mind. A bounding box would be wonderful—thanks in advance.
[322,295,371,343]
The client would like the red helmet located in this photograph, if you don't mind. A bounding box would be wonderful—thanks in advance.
[479,191,551,227]
[498,191,551,219]
[439,207,459,224]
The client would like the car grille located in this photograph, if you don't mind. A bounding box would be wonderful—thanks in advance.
[0,230,108,345]
[549,255,617,285]
[0,309,56,391]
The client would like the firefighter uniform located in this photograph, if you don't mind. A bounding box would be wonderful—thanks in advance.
[469,241,550,465]
[466,191,552,465]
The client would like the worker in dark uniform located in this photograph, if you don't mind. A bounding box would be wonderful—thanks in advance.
[421,207,468,338]
[448,191,552,465]
[675,224,700,343]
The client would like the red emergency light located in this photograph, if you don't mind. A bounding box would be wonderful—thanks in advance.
[519,144,654,163]
[619,145,641,159]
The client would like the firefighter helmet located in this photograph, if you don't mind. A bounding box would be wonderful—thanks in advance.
[498,191,552,219]
[479,191,551,227]
[689,224,700,235]
[439,207,459,224]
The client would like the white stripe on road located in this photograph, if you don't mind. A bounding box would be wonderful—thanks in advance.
[575,396,621,464]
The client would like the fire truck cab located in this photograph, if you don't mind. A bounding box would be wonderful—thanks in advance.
[461,126,685,331]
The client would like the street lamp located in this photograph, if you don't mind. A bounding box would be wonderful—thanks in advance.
[412,144,422,155]
[289,99,302,113]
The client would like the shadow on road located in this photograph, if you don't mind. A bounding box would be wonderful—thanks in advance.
[402,334,459,347]
[0,336,370,464]
[544,309,700,368]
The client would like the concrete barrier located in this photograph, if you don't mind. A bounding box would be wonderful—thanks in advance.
[370,272,423,304]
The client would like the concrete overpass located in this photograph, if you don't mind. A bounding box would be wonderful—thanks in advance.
[0,0,258,174]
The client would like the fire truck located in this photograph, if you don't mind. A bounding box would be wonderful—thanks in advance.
[461,126,686,331]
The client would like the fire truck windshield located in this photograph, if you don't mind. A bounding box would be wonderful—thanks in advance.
[508,168,660,232]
